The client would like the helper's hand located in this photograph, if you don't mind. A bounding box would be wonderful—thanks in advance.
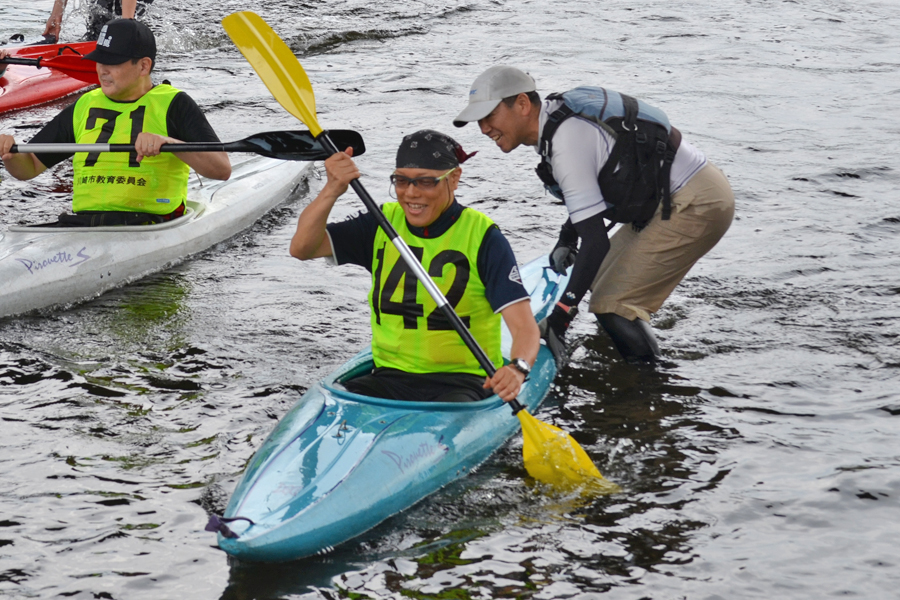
[43,3,64,43]
[483,364,526,402]
[549,244,577,275]
[538,303,577,370]
[42,21,62,42]
[548,220,579,275]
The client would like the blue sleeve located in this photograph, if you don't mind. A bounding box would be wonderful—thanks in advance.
[477,225,530,313]
[325,209,380,271]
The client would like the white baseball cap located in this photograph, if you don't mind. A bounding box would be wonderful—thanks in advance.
[453,65,537,127]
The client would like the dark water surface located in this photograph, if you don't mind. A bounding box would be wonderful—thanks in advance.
[2,0,899,598]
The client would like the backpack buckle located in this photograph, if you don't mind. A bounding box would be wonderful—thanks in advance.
[540,139,551,157]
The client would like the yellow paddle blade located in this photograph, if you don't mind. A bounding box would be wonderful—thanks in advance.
[518,409,620,494]
[222,11,323,136]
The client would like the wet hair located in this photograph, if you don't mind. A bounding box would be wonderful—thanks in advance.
[396,129,476,170]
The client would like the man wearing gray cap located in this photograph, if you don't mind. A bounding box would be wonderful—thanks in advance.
[0,19,230,226]
[454,66,734,364]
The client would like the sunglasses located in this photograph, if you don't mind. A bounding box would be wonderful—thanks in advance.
[389,168,456,191]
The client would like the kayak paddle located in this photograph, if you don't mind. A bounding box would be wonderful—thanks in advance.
[222,10,617,493]
[10,129,366,162]
[0,53,100,85]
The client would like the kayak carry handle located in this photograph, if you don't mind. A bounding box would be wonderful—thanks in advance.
[205,514,254,539]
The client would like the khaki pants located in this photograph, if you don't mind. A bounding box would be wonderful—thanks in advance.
[588,162,735,322]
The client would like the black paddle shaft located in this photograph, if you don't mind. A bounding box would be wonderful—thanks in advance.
[155,129,364,161]
[316,132,526,415]
[13,130,366,162]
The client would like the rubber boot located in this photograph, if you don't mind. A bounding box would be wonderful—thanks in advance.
[595,313,660,362]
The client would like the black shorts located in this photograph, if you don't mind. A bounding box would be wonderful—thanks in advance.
[85,0,154,40]
[343,367,492,403]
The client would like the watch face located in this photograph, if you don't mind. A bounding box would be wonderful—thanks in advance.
[512,358,530,375]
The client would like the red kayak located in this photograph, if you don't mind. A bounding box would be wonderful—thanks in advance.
[0,42,98,114]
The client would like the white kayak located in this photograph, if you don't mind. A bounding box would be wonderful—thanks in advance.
[0,157,311,318]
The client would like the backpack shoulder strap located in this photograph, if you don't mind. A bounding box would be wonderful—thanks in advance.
[599,95,638,183]
[539,95,575,160]
[657,126,681,220]
[535,94,577,198]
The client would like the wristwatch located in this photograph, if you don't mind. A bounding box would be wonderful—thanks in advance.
[510,358,530,377]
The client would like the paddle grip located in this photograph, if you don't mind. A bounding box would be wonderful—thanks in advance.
[0,57,43,68]
[318,132,525,416]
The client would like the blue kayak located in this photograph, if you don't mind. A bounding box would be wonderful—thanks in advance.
[214,254,568,562]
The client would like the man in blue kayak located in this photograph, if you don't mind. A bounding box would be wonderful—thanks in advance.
[453,66,735,363]
[0,19,230,226]
[290,129,540,403]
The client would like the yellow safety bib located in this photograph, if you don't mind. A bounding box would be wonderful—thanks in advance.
[72,84,189,214]
[370,203,502,376]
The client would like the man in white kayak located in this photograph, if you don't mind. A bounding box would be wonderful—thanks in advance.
[290,129,540,403]
[0,19,230,227]
[454,66,734,363]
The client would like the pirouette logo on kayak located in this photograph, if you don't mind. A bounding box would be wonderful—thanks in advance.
[16,247,90,275]
[382,436,449,474]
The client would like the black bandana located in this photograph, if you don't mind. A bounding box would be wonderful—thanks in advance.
[395,129,477,170]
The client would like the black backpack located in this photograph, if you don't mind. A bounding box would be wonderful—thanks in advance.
[535,89,681,230]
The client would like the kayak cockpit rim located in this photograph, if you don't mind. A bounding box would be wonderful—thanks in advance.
[7,203,203,233]
[322,353,511,412]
